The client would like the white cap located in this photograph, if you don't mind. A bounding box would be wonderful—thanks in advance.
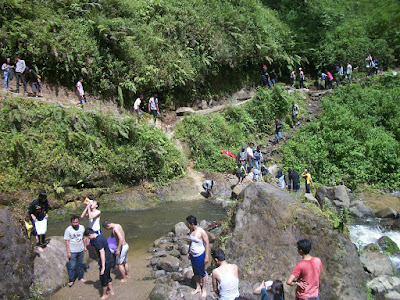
[265,280,273,289]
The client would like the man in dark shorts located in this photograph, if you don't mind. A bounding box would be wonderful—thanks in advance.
[84,228,114,299]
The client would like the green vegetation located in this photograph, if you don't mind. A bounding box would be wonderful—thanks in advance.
[0,0,295,106]
[175,86,298,171]
[0,96,184,194]
[281,74,400,190]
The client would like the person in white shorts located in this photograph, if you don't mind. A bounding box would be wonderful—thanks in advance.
[102,220,130,282]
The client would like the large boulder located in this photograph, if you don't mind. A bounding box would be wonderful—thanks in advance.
[360,250,395,276]
[368,275,400,294]
[176,107,195,116]
[173,222,189,237]
[349,200,374,218]
[378,236,400,256]
[225,182,366,300]
[0,209,34,300]
[376,207,399,219]
[156,255,180,272]
[315,185,350,209]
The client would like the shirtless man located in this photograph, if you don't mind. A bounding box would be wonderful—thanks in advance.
[102,221,130,282]
[186,215,210,298]
[212,248,240,300]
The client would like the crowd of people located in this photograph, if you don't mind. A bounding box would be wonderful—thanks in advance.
[187,214,322,300]
[2,55,43,96]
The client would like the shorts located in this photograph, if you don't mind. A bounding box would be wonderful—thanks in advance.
[190,252,206,277]
[236,173,245,179]
[78,95,85,105]
[99,263,113,287]
[116,243,129,265]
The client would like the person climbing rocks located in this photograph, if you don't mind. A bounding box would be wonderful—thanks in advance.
[186,215,210,298]
[301,168,314,194]
[76,77,85,108]
[286,239,322,300]
[148,93,160,124]
[291,102,300,128]
[28,191,49,247]
[64,215,87,287]
[274,118,286,145]
[211,248,240,300]
[202,179,216,198]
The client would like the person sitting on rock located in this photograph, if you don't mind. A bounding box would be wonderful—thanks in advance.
[186,215,210,298]
[211,248,240,300]
[286,239,322,300]
[253,279,285,300]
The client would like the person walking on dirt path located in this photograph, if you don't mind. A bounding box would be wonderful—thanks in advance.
[286,239,322,300]
[211,248,240,300]
[274,118,286,144]
[301,168,314,194]
[290,70,296,87]
[346,62,353,84]
[299,68,305,88]
[186,215,210,298]
[148,93,160,124]
[270,68,277,87]
[15,55,27,93]
[28,191,49,247]
[76,77,85,108]
[64,215,87,287]
[102,221,130,282]
[326,71,334,89]
[84,228,114,300]
[335,65,343,86]
[365,54,373,76]
[292,102,300,128]
[2,58,12,90]
[134,94,144,122]
[246,142,256,172]
[261,66,271,88]
[286,169,300,193]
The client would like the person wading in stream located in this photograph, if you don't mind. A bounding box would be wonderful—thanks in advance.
[102,220,130,282]
[84,228,114,299]
[186,215,210,298]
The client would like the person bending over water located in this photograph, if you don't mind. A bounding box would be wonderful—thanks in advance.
[186,215,210,297]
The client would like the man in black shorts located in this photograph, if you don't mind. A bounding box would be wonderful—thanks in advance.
[84,228,114,299]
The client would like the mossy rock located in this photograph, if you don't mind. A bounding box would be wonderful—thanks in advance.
[377,236,400,256]
[362,243,380,252]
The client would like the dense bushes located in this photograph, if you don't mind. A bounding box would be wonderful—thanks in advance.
[0,97,184,192]
[175,86,296,171]
[281,74,400,189]
[0,0,295,106]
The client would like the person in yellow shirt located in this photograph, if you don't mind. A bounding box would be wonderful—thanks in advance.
[301,168,314,193]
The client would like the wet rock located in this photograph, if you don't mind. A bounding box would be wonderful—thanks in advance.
[173,222,190,237]
[225,182,366,300]
[377,236,400,256]
[0,209,33,300]
[157,255,180,272]
[349,200,374,218]
[392,219,400,230]
[360,250,394,276]
[376,207,399,219]
[208,197,231,210]
[176,107,195,116]
[150,283,177,300]
[368,275,400,294]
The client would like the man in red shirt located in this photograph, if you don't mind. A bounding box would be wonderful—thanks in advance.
[286,239,322,300]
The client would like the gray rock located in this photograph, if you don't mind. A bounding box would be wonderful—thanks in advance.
[368,275,400,294]
[385,291,400,300]
[183,267,194,280]
[149,284,177,300]
[360,250,394,276]
[153,270,166,278]
[304,193,320,207]
[176,107,195,116]
[157,256,180,272]
[178,244,189,255]
[153,250,168,258]
[225,182,366,300]
[154,237,171,248]
[168,249,181,258]
[200,100,208,110]
[376,207,399,219]
[199,220,208,229]
[315,185,350,208]
[179,257,191,269]
[167,231,175,237]
[392,219,400,230]
[174,222,190,237]
[150,257,161,266]
[349,200,374,218]
[171,271,183,281]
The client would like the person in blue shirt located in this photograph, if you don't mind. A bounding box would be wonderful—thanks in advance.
[253,280,285,300]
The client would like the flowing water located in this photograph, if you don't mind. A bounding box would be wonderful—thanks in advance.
[44,200,226,300]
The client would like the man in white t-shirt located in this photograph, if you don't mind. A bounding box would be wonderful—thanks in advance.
[346,62,352,84]
[148,94,159,124]
[64,215,87,287]
[134,94,144,122]
[76,77,85,108]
